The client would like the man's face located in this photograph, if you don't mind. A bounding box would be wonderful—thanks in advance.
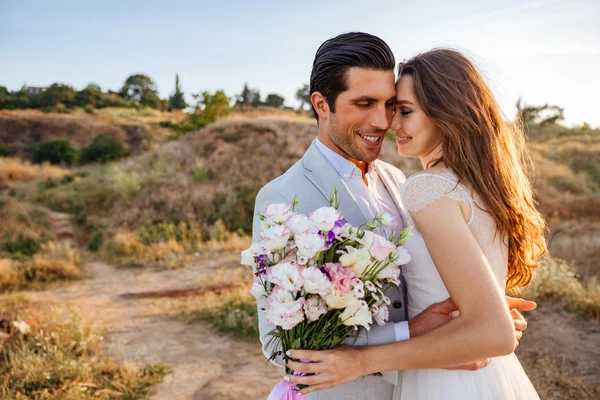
[326,67,396,163]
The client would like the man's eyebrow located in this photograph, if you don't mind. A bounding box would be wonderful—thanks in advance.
[349,95,378,102]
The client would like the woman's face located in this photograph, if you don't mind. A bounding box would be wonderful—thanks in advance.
[390,74,442,165]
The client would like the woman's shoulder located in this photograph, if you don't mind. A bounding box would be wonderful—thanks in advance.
[403,167,461,192]
[401,167,473,214]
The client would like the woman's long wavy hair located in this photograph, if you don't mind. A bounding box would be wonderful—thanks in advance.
[399,49,547,289]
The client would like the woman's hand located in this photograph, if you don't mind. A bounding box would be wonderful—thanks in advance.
[285,346,368,396]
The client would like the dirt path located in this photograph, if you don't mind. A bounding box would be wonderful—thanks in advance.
[25,211,600,399]
[22,257,282,400]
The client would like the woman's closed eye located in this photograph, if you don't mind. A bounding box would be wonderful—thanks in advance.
[400,108,413,116]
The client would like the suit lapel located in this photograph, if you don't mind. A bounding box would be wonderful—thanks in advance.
[303,142,369,227]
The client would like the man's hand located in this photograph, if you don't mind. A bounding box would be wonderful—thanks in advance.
[505,295,536,343]
[408,296,536,371]
[408,298,457,338]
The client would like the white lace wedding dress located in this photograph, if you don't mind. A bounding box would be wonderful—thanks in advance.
[398,169,540,399]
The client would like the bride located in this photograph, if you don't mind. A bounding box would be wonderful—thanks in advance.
[285,49,547,399]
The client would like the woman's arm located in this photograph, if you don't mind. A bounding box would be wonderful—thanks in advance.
[286,197,516,393]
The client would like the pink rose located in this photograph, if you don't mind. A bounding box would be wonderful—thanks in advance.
[323,263,355,294]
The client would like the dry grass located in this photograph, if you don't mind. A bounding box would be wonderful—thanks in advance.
[0,294,167,399]
[0,157,68,182]
[0,241,83,292]
[0,109,177,159]
[514,258,600,320]
[520,350,599,400]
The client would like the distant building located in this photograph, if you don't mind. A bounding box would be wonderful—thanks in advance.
[22,84,47,95]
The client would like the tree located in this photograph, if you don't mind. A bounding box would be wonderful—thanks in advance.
[119,74,161,108]
[75,84,106,108]
[516,97,565,127]
[296,84,310,110]
[40,84,77,108]
[169,73,187,110]
[235,83,261,108]
[264,93,285,108]
[194,90,230,122]
[236,83,252,108]
[250,89,262,107]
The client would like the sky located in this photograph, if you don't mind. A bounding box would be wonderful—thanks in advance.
[1,0,599,126]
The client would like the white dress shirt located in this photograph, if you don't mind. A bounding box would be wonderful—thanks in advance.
[315,138,410,342]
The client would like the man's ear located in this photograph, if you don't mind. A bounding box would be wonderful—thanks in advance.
[311,91,330,121]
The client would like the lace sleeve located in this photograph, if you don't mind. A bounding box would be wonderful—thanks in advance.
[400,173,474,222]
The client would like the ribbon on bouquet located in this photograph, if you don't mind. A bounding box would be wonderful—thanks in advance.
[268,360,308,400]
[266,378,306,400]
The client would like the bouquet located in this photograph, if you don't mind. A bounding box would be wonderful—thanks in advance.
[241,191,412,399]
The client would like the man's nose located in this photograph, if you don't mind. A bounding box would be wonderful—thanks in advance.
[371,105,391,130]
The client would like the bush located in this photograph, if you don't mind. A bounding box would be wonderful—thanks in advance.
[3,234,39,259]
[30,139,78,166]
[211,185,258,234]
[0,146,9,157]
[80,133,128,164]
[36,177,58,190]
[87,230,103,252]
[190,166,215,182]
[60,174,75,184]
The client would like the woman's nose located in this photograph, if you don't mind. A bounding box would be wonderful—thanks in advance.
[390,110,402,131]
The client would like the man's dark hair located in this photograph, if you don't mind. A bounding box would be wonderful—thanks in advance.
[309,32,395,120]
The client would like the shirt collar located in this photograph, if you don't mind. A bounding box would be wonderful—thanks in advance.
[314,137,378,181]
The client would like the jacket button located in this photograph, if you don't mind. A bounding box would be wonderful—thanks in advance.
[393,301,402,309]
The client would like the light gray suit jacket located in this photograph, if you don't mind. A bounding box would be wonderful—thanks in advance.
[252,142,408,400]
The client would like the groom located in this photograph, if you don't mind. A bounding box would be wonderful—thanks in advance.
[252,32,533,399]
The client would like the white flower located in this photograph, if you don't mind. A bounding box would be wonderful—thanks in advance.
[338,223,356,240]
[301,267,331,296]
[340,303,373,331]
[373,304,389,326]
[339,246,372,277]
[249,279,267,300]
[377,264,401,280]
[265,297,305,330]
[260,225,291,253]
[304,296,328,321]
[379,213,394,228]
[297,256,309,265]
[351,278,364,290]
[266,285,295,306]
[382,296,391,305]
[264,203,293,224]
[295,232,325,259]
[267,262,303,293]
[365,281,376,292]
[286,214,318,236]
[351,278,365,298]
[240,244,262,266]
[261,220,273,230]
[363,231,396,262]
[309,206,342,232]
[324,283,360,309]
[354,286,365,298]
[392,246,412,266]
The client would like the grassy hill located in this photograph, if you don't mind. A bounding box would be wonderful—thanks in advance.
[2,113,598,275]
